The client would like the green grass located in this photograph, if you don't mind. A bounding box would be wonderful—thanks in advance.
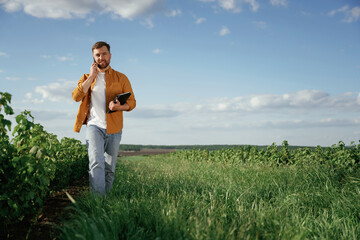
[59,154,360,240]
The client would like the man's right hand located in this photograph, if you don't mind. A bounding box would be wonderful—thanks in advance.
[81,63,98,94]
[89,62,99,79]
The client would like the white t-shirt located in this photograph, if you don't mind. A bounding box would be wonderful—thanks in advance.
[87,72,107,129]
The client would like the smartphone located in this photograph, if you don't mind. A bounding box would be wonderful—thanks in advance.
[93,58,100,68]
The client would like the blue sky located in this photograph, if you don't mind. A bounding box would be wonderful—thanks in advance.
[1,0,360,146]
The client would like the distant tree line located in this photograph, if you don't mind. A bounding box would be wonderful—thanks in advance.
[119,144,319,152]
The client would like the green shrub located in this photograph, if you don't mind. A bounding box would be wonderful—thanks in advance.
[0,92,88,228]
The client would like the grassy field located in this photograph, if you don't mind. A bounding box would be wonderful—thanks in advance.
[59,153,360,240]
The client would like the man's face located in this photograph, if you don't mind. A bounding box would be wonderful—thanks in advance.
[93,46,111,69]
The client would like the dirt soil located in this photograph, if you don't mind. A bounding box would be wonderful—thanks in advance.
[4,150,176,240]
[3,176,89,240]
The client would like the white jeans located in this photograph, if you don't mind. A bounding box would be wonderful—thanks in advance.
[86,125,122,195]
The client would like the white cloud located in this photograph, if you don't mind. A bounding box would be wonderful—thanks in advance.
[101,0,164,19]
[0,0,165,20]
[122,89,360,145]
[27,108,73,121]
[301,11,311,16]
[244,0,259,12]
[269,0,287,7]
[191,12,206,24]
[221,0,259,12]
[26,79,76,104]
[5,77,19,81]
[195,17,206,24]
[0,0,21,12]
[328,5,349,16]
[0,0,98,19]
[122,90,360,146]
[219,90,360,112]
[56,55,74,61]
[165,9,181,17]
[344,6,360,23]
[153,48,162,54]
[16,89,360,146]
[25,92,44,104]
[328,5,360,23]
[260,118,360,129]
[219,0,238,11]
[40,54,52,59]
[85,17,95,25]
[0,51,8,57]
[219,25,230,36]
[199,0,259,13]
[127,90,360,118]
[253,21,267,29]
[40,54,74,61]
[140,18,154,28]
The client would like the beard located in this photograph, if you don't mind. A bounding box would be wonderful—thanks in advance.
[94,58,110,69]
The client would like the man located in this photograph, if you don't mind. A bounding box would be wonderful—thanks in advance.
[72,41,136,195]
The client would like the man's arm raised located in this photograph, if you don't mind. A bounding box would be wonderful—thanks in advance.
[81,62,98,94]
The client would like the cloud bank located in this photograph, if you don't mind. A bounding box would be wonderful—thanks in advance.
[0,0,165,19]
[328,5,360,23]
[26,80,360,116]
[21,82,360,146]
[25,79,76,103]
[199,0,288,13]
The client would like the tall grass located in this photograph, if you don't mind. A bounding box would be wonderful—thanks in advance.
[59,155,360,239]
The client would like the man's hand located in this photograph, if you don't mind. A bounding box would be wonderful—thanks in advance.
[89,62,99,79]
[109,100,130,112]
[81,63,99,94]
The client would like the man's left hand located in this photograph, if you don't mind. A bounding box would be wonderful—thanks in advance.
[108,100,130,112]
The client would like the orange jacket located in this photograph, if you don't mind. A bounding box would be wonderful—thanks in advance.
[72,67,136,134]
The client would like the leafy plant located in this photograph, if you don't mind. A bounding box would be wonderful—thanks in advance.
[1,110,57,223]
[171,140,360,170]
[50,137,88,190]
[0,92,88,229]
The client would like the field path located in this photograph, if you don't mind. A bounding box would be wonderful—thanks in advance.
[7,150,175,240]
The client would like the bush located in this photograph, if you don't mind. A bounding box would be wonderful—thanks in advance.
[0,92,88,228]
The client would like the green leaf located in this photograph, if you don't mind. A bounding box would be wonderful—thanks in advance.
[29,191,35,200]
[1,92,12,102]
[4,105,14,115]
[15,114,25,124]
[36,149,43,159]
[30,146,39,155]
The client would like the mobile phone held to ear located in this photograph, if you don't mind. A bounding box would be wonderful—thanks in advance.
[107,92,132,113]
[93,59,100,68]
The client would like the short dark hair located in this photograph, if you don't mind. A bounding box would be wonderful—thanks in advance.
[92,41,110,53]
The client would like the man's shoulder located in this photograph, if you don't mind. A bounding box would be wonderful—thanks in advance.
[108,67,128,79]
[109,67,122,75]
[79,73,90,82]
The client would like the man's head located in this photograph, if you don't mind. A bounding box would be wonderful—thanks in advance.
[92,41,111,70]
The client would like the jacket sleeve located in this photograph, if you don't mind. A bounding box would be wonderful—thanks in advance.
[72,74,88,102]
[123,75,136,112]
